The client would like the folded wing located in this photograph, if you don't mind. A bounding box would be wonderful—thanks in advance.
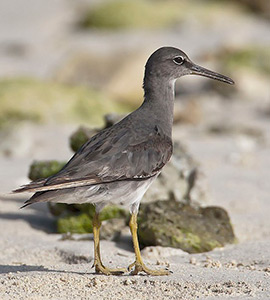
[14,125,172,193]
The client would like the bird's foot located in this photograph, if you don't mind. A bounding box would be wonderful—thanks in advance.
[94,261,127,276]
[128,261,170,276]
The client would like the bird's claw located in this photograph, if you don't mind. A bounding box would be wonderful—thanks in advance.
[95,262,127,275]
[128,261,170,276]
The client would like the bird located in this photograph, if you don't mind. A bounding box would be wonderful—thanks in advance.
[13,47,234,276]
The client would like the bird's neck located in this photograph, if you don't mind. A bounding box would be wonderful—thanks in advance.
[142,75,175,137]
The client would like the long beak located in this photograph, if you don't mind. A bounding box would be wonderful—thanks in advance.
[187,61,234,85]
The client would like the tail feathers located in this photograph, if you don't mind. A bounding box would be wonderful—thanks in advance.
[20,191,48,209]
[20,187,78,208]
[13,178,47,193]
[13,177,99,193]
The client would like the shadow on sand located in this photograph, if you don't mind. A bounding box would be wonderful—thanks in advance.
[0,196,56,232]
[0,264,135,276]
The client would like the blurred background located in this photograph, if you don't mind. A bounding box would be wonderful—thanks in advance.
[0,0,270,242]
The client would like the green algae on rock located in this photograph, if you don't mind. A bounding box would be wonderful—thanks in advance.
[70,126,98,152]
[58,213,93,234]
[28,161,66,181]
[55,203,128,238]
[138,199,236,253]
[70,114,125,152]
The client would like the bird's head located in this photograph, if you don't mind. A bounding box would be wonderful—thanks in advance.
[145,47,234,85]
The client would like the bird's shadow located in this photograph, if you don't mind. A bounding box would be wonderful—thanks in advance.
[0,196,56,233]
[0,264,50,274]
[0,264,96,275]
[1,196,135,253]
[113,234,134,252]
[0,264,141,277]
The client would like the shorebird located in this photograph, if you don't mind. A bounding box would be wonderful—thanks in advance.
[14,47,234,276]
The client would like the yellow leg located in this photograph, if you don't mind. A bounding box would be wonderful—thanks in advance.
[128,213,170,276]
[93,212,127,275]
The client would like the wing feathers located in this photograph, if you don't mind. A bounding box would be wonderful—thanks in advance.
[14,123,173,195]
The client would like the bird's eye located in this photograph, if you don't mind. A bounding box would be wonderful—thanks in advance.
[173,56,185,65]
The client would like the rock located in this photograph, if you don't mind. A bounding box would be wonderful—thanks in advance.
[69,114,125,152]
[69,126,98,152]
[28,160,66,180]
[52,202,128,236]
[48,203,70,217]
[104,113,125,128]
[48,203,94,218]
[138,199,236,253]
[99,219,126,240]
[98,205,128,221]
[143,142,200,204]
[57,213,92,234]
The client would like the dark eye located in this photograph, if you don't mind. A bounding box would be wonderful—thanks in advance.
[173,56,185,65]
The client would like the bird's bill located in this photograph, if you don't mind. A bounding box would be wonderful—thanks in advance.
[188,62,234,85]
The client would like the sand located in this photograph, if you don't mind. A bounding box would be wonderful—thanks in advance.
[0,196,269,299]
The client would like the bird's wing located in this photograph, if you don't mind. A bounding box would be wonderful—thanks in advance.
[14,124,172,193]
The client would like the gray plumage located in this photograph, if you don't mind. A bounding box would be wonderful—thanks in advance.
[14,47,234,213]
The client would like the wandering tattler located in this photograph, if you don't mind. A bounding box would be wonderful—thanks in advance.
[14,47,234,276]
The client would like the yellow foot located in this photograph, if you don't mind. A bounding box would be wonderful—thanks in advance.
[95,262,127,276]
[128,261,170,276]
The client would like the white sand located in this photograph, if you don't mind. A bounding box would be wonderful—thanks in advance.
[0,195,269,299]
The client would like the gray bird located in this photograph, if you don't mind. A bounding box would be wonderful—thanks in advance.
[14,47,234,276]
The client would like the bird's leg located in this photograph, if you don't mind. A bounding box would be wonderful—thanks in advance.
[128,213,170,276]
[92,212,127,275]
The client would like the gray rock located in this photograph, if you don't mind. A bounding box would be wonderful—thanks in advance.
[138,199,236,253]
